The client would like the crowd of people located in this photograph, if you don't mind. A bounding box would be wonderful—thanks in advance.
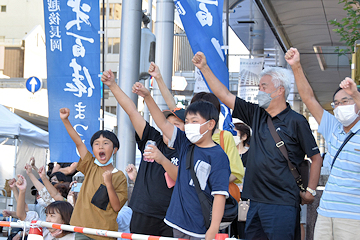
[2,47,360,240]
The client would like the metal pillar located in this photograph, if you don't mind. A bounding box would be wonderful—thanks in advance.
[251,8,264,56]
[153,0,174,111]
[148,0,153,31]
[115,0,142,172]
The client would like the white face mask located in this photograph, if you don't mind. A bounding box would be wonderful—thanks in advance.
[233,135,241,146]
[257,88,279,109]
[334,104,359,127]
[50,229,63,237]
[37,198,47,208]
[185,120,209,143]
[94,151,114,166]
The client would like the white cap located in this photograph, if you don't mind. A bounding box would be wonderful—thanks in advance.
[232,118,243,124]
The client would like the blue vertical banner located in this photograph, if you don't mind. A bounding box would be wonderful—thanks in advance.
[44,0,101,163]
[174,0,236,134]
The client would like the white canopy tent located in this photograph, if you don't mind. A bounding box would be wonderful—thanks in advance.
[0,104,49,196]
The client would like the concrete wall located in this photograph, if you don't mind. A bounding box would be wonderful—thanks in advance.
[23,25,46,79]
[0,0,44,40]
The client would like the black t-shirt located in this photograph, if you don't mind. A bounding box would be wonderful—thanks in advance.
[233,97,319,206]
[240,150,249,168]
[129,122,179,219]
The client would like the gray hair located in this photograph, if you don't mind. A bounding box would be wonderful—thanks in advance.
[259,67,293,99]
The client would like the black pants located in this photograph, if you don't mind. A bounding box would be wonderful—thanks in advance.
[130,211,173,237]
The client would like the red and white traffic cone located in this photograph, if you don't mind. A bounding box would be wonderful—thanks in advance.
[28,220,43,240]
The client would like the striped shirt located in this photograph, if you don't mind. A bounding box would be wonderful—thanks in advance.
[318,110,360,220]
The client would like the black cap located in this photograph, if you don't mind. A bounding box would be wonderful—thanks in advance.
[163,108,185,123]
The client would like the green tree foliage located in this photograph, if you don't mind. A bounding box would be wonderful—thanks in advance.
[329,0,360,55]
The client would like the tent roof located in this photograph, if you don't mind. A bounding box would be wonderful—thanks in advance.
[0,105,49,148]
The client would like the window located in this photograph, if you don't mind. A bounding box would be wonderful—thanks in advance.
[107,37,120,54]
[100,3,121,20]
[100,6,106,20]
[105,106,117,115]
[1,5,6,12]
[112,3,122,20]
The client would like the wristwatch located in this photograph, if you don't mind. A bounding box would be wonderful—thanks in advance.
[306,187,316,197]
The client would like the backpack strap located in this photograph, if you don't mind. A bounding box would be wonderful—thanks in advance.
[220,130,225,150]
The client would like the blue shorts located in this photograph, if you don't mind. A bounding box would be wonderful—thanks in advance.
[245,201,299,240]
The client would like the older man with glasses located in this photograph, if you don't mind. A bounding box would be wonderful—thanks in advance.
[286,47,360,240]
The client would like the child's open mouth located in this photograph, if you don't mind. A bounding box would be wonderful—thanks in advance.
[99,151,106,161]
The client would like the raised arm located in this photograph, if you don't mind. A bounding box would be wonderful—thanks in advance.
[285,47,324,124]
[101,70,146,139]
[148,62,177,111]
[7,178,18,201]
[25,163,45,192]
[59,108,88,160]
[38,166,64,201]
[29,157,38,172]
[58,162,78,175]
[15,175,27,221]
[132,82,175,140]
[192,52,236,109]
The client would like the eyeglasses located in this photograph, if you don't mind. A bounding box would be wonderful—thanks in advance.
[331,98,354,108]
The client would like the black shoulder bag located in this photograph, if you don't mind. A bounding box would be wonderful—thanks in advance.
[330,131,357,170]
[186,144,238,230]
[267,116,309,192]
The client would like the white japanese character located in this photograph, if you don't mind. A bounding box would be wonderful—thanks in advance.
[65,0,91,31]
[75,102,86,119]
[171,157,179,166]
[50,39,62,51]
[174,1,186,15]
[50,25,61,38]
[64,58,95,97]
[65,59,87,97]
[49,12,61,25]
[73,124,88,136]
[196,3,213,27]
[47,0,61,12]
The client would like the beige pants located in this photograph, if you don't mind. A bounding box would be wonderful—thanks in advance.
[314,214,360,240]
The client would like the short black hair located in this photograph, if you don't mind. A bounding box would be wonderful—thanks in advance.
[333,86,360,101]
[191,92,221,114]
[49,171,72,183]
[185,100,219,134]
[234,122,251,146]
[46,201,73,234]
[333,87,343,101]
[54,182,70,199]
[90,130,119,149]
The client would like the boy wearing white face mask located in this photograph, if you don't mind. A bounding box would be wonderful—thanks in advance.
[286,47,360,239]
[132,82,230,240]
